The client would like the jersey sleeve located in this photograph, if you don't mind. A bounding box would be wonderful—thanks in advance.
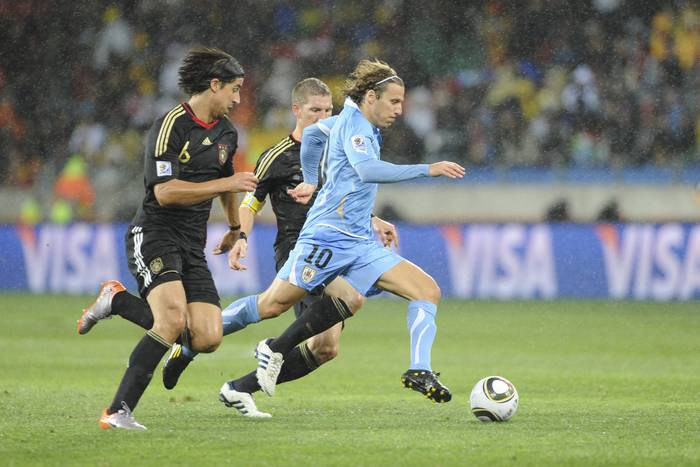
[301,120,332,184]
[222,142,238,177]
[143,112,186,188]
[343,120,378,167]
[240,145,279,213]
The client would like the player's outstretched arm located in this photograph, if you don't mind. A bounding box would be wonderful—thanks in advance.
[154,172,258,206]
[353,158,465,184]
[428,161,466,179]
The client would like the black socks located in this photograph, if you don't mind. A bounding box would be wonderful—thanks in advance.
[269,295,352,355]
[108,330,170,414]
[232,343,320,394]
[112,291,154,330]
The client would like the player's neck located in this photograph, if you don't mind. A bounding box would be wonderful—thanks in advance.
[291,125,302,142]
[187,95,216,123]
[359,104,378,128]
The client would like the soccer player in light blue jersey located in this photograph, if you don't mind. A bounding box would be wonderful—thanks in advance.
[221,59,465,404]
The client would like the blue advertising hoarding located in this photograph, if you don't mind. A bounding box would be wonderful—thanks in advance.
[2,223,699,300]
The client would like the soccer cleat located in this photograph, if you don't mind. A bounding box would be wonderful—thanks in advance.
[219,381,272,418]
[254,339,284,397]
[401,369,452,403]
[77,280,125,335]
[162,344,193,390]
[98,402,147,430]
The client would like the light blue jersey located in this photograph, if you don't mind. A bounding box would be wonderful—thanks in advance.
[300,99,381,240]
[301,115,338,186]
[280,97,429,296]
[277,96,441,371]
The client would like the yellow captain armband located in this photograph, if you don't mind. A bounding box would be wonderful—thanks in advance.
[241,192,265,214]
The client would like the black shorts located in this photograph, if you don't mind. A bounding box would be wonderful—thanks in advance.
[125,225,220,307]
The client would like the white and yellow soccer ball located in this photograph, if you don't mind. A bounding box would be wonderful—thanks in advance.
[469,376,519,422]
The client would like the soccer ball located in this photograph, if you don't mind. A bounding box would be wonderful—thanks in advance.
[469,376,519,422]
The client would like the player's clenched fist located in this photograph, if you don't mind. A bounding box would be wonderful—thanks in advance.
[226,172,258,193]
[428,161,465,179]
[287,182,317,205]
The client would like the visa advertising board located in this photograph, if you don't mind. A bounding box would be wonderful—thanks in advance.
[2,223,699,300]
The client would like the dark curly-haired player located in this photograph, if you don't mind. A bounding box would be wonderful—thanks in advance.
[79,46,257,430]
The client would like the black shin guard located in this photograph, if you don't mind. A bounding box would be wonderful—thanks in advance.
[233,343,320,394]
[108,331,170,414]
[111,291,154,330]
[269,296,352,355]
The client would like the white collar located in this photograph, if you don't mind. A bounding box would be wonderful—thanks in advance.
[344,97,359,110]
[343,97,378,132]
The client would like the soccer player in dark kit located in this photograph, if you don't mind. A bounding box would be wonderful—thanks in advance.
[83,46,257,430]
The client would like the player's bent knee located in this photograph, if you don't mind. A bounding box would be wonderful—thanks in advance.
[307,335,340,363]
[412,273,441,304]
[153,304,187,339]
[344,293,364,314]
[423,282,441,304]
[192,338,221,353]
[312,344,339,364]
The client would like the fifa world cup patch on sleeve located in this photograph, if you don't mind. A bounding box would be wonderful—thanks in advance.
[156,161,172,177]
[351,135,367,154]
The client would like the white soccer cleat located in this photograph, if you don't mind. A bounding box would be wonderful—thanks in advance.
[98,402,147,430]
[219,382,272,418]
[254,339,284,397]
[77,280,125,335]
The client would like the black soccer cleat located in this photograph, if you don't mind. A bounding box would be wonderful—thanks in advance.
[162,344,193,390]
[401,369,452,403]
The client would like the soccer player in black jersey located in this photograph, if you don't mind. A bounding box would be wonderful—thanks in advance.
[82,47,257,430]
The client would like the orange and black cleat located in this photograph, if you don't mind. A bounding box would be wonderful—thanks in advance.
[77,280,125,335]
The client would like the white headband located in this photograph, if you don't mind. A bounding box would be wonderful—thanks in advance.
[374,75,399,86]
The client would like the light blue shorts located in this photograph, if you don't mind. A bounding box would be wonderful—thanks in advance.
[277,227,403,296]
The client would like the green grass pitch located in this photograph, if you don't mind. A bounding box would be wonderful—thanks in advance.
[1,294,699,466]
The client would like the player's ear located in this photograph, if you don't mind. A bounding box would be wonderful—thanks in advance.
[210,78,221,93]
[365,89,376,105]
[291,102,300,118]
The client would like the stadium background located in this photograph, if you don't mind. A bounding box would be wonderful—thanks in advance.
[2,0,700,298]
[1,2,699,466]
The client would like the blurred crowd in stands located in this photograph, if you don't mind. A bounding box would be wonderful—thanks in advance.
[1,0,699,221]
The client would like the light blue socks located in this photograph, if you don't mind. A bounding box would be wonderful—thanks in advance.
[407,300,437,370]
[222,294,261,335]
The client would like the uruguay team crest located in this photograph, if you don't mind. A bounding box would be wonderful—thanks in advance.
[217,144,229,165]
[301,266,316,283]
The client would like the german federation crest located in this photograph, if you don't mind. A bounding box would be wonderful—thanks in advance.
[301,266,316,283]
[217,144,229,165]
[149,257,163,274]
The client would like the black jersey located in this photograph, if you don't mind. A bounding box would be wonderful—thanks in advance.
[131,103,237,246]
[241,134,318,266]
